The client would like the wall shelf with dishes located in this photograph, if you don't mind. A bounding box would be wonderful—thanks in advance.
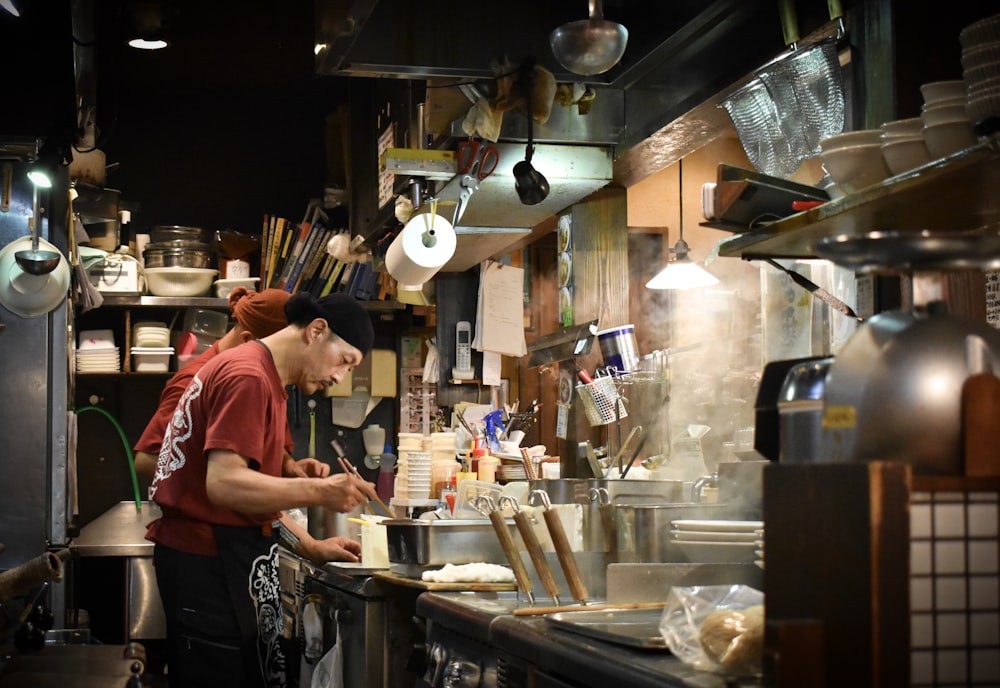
[717,133,1000,260]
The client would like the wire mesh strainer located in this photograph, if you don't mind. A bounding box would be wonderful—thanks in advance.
[576,375,628,426]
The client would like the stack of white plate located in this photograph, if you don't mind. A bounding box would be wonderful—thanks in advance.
[76,329,120,373]
[395,450,432,500]
[669,519,764,564]
[132,321,171,348]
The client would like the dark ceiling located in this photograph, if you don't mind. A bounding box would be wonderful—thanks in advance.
[1,0,840,234]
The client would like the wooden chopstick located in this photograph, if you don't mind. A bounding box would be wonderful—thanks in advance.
[339,457,393,516]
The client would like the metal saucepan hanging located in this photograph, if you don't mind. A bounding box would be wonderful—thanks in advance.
[721,0,846,178]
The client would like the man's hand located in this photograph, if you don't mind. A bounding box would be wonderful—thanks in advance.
[283,455,331,478]
[306,535,363,564]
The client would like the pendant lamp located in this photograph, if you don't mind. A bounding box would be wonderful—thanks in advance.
[645,160,719,290]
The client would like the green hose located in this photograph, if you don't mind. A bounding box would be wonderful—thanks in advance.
[76,406,143,512]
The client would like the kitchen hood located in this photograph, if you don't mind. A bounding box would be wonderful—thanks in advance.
[316,0,837,159]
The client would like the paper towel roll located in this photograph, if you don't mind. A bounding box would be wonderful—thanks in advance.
[386,212,456,287]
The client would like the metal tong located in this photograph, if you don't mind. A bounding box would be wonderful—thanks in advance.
[528,490,588,605]
[476,495,536,607]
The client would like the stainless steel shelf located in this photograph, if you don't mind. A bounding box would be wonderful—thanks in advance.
[718,134,1000,259]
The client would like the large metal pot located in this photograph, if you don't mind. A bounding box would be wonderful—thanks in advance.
[528,478,687,553]
[143,241,215,269]
[821,306,1000,474]
[615,502,756,563]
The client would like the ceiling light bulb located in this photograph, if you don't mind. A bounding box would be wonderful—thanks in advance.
[645,239,719,290]
[26,169,54,188]
[128,37,169,50]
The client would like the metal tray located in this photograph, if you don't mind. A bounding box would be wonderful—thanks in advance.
[545,607,669,649]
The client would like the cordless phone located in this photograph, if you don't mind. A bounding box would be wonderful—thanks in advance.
[452,320,474,380]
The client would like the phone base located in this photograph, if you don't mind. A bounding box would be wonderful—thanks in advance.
[451,367,475,380]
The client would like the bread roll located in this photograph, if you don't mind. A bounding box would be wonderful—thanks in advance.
[699,604,764,674]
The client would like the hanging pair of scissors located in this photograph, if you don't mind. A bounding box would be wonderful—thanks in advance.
[453,140,501,224]
[456,139,500,181]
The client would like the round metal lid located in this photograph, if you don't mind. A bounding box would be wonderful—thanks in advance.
[814,230,1000,272]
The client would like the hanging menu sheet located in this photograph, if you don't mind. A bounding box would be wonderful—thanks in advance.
[473,260,527,357]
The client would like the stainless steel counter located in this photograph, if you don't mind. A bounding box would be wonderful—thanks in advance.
[68,501,164,641]
[69,501,158,557]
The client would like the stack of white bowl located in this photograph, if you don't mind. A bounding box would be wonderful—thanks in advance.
[879,117,931,175]
[76,329,120,373]
[395,433,433,501]
[919,80,977,158]
[817,129,891,194]
[961,13,1000,128]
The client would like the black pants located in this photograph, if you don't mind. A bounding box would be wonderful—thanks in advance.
[153,527,285,688]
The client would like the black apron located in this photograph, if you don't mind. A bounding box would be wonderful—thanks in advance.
[212,524,287,688]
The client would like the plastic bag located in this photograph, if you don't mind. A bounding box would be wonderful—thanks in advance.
[659,584,765,677]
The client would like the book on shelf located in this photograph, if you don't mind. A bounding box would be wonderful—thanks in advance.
[292,227,333,293]
[276,203,326,291]
[268,220,296,289]
[320,260,348,297]
[263,216,288,289]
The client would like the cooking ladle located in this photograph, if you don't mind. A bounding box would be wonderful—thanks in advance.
[15,217,60,276]
[550,0,629,76]
[513,64,550,206]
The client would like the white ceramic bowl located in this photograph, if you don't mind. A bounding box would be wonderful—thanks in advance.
[881,117,924,139]
[145,267,218,297]
[819,143,892,194]
[819,129,882,152]
[961,15,1000,49]
[962,41,1000,71]
[923,120,978,158]
[920,80,967,104]
[968,75,1000,97]
[967,89,1000,123]
[881,137,932,175]
[921,103,971,127]
[964,63,1000,89]
[214,277,260,299]
[922,95,967,110]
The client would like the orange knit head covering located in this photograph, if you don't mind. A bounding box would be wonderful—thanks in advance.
[228,287,291,338]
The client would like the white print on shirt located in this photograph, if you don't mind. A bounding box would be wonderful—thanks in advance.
[149,374,203,499]
[250,543,285,687]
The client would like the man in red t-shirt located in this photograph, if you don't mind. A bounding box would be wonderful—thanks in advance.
[134,287,325,483]
[146,292,377,688]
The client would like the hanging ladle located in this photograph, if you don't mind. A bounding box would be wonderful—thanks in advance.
[549,0,629,76]
[16,215,61,276]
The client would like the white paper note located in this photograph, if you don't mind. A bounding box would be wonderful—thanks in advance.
[475,260,526,357]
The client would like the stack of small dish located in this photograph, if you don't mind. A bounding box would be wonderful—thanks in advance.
[394,450,432,500]
[919,80,977,158]
[961,13,1000,127]
[754,526,765,570]
[76,329,120,373]
[879,117,931,175]
[132,321,171,348]
[668,519,764,564]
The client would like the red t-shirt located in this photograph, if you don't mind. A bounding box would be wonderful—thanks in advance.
[134,340,294,456]
[146,342,289,555]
